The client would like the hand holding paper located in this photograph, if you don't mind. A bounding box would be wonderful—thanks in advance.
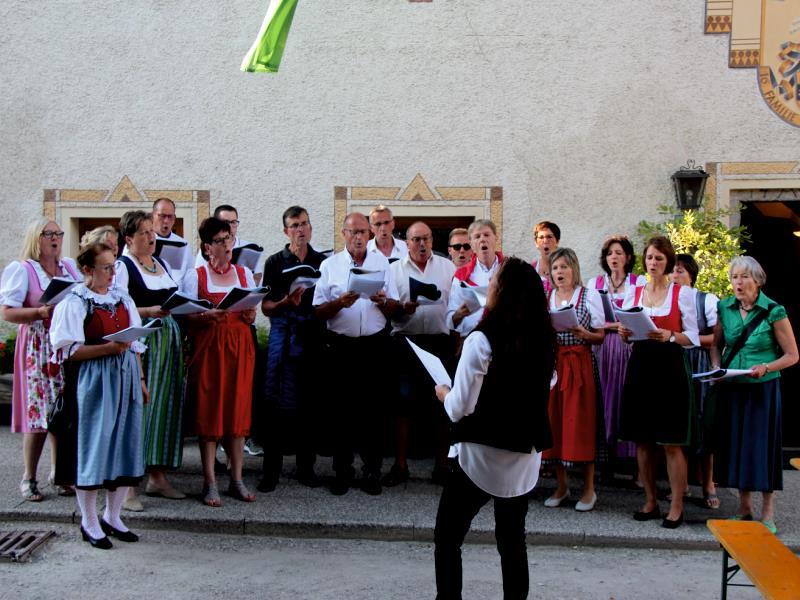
[103,319,162,343]
[550,305,579,332]
[613,306,657,341]
[347,268,385,298]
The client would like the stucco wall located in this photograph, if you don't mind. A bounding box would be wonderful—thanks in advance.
[1,0,797,275]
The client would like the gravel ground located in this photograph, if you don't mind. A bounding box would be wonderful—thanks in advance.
[0,521,763,600]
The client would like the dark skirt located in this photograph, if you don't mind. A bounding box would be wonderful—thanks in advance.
[619,340,694,446]
[686,346,713,453]
[713,378,783,492]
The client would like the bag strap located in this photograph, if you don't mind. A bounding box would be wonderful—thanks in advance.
[695,291,708,334]
[721,302,777,369]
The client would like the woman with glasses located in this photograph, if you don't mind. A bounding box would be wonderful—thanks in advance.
[115,211,186,502]
[1,219,80,501]
[183,217,258,507]
[50,242,147,548]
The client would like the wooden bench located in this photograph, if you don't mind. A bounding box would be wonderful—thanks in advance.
[707,519,800,599]
[791,457,800,471]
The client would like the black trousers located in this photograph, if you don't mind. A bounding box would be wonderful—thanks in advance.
[434,464,530,600]
[327,331,388,478]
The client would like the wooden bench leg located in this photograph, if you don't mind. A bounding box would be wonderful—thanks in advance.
[721,549,729,600]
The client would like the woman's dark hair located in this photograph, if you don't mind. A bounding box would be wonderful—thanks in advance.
[643,235,676,275]
[675,253,699,286]
[534,221,561,242]
[119,210,152,239]
[599,235,635,275]
[477,257,556,379]
[198,217,231,261]
[77,243,114,271]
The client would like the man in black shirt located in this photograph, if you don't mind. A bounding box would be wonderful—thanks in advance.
[257,206,328,492]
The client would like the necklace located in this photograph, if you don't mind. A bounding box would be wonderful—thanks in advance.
[209,261,232,275]
[135,255,157,274]
[608,273,625,294]
[739,301,755,312]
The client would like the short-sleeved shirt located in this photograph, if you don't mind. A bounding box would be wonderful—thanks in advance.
[391,254,456,336]
[718,291,787,384]
[262,244,327,317]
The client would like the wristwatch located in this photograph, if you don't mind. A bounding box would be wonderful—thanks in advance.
[668,334,676,343]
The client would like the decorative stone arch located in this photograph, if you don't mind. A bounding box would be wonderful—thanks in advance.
[332,173,503,252]
[43,176,210,257]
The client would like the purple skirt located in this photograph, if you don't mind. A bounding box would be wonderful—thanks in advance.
[596,331,637,459]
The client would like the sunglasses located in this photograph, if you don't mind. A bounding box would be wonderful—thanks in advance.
[448,243,471,251]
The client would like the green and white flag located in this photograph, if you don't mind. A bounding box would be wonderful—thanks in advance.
[241,0,299,73]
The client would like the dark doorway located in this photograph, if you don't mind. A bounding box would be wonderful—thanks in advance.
[392,215,475,256]
[740,201,800,451]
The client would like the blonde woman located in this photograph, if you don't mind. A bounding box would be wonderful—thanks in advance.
[0,218,80,500]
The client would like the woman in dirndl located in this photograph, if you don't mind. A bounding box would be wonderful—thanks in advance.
[671,253,720,509]
[619,235,700,529]
[50,242,148,548]
[115,210,185,500]
[542,248,605,512]
[184,217,257,507]
[588,235,646,478]
[0,218,80,501]
[710,256,797,534]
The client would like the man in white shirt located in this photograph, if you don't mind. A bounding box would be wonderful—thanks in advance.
[385,221,456,487]
[447,228,474,269]
[366,205,408,260]
[194,204,263,286]
[446,219,503,337]
[313,212,400,496]
[152,198,193,287]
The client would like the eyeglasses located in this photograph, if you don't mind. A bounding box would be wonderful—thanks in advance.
[155,212,176,220]
[210,234,232,245]
[287,221,310,230]
[409,236,432,244]
[93,263,115,274]
[448,243,471,251]
[371,219,392,228]
[220,219,240,226]
[536,234,556,241]
[343,228,369,237]
[41,231,65,239]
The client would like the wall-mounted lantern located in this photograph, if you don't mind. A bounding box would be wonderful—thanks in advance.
[671,160,709,211]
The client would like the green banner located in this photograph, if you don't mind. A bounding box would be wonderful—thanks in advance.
[241,0,299,73]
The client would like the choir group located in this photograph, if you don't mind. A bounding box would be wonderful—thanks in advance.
[2,199,797,555]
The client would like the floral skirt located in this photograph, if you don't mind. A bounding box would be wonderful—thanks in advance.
[11,321,63,433]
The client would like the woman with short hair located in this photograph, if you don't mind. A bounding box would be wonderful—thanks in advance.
[0,218,80,501]
[433,256,556,599]
[710,256,798,534]
[80,225,120,258]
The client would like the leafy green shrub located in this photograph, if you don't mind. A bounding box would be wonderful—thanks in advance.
[0,331,17,374]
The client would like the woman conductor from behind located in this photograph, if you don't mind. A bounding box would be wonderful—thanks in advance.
[433,257,556,600]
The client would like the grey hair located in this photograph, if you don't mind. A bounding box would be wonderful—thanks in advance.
[369,205,392,221]
[729,256,766,287]
[467,219,497,238]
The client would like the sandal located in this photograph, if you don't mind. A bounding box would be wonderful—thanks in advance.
[227,480,256,502]
[20,479,44,502]
[48,473,75,497]
[702,493,721,510]
[729,513,753,521]
[202,483,222,507]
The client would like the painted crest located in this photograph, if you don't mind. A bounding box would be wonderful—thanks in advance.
[707,0,800,127]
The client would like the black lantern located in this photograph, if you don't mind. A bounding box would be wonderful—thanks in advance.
[671,160,709,211]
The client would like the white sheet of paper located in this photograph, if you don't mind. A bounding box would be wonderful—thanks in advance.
[458,285,487,314]
[232,247,263,272]
[347,269,385,298]
[613,307,658,341]
[167,301,211,315]
[406,338,452,387]
[102,321,162,343]
[550,306,579,332]
[289,276,318,295]
[222,291,269,312]
[155,242,187,272]
[416,297,442,306]
[693,368,753,382]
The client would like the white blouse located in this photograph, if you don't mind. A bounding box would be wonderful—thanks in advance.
[114,258,177,294]
[689,287,719,332]
[182,264,256,297]
[548,286,606,329]
[0,258,80,307]
[444,332,542,498]
[589,273,647,305]
[621,282,700,347]
[50,285,146,360]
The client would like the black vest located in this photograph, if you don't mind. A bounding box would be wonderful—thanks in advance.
[118,256,177,307]
[450,337,553,454]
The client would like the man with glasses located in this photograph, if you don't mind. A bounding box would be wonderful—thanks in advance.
[385,221,456,487]
[313,212,400,496]
[447,228,473,268]
[367,205,407,260]
[152,198,193,287]
[257,206,327,492]
[195,204,263,286]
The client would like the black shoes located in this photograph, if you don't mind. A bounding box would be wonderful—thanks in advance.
[661,513,684,529]
[360,472,382,496]
[329,475,351,496]
[296,470,323,488]
[381,464,410,487]
[633,507,662,521]
[256,477,278,493]
[81,526,112,549]
[100,519,139,542]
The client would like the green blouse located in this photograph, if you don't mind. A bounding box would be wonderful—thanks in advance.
[718,291,787,384]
